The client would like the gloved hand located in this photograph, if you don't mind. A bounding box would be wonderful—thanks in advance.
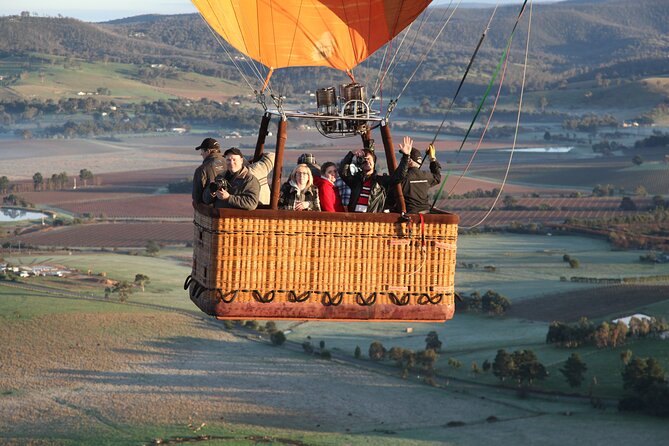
[426,144,436,161]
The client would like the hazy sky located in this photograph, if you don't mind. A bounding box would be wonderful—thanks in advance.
[0,1,530,23]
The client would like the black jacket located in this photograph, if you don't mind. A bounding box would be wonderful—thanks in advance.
[401,160,442,213]
[338,151,408,213]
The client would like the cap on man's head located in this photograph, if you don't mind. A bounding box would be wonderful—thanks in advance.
[195,137,220,151]
[298,153,317,165]
[224,147,243,157]
[409,148,423,165]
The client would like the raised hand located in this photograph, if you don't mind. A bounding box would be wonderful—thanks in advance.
[399,135,413,155]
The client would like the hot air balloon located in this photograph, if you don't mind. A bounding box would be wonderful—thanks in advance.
[185,0,460,322]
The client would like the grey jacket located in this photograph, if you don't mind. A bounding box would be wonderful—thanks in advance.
[203,166,260,210]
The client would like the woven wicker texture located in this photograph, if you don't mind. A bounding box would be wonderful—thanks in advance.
[190,210,457,318]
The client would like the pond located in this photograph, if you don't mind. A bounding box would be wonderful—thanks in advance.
[0,208,51,222]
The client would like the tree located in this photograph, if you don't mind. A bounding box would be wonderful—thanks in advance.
[79,168,94,187]
[620,350,633,365]
[145,240,160,256]
[32,172,43,191]
[622,357,667,394]
[447,357,462,370]
[111,280,133,302]
[539,96,549,113]
[389,347,406,365]
[560,353,587,388]
[425,331,442,351]
[619,197,637,211]
[0,176,8,194]
[417,349,438,379]
[593,322,611,348]
[354,345,361,359]
[503,195,518,209]
[492,349,515,382]
[368,341,386,361]
[270,330,286,346]
[133,274,150,292]
[632,155,643,166]
[512,349,548,386]
[481,290,511,315]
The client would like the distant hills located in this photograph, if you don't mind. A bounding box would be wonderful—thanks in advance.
[0,0,668,102]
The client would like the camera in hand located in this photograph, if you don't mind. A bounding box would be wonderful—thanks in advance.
[208,177,229,196]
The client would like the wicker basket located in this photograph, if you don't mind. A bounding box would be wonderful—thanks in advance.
[186,204,458,322]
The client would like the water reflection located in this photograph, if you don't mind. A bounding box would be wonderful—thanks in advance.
[0,208,50,222]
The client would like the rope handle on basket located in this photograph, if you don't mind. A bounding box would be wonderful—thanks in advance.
[183,275,193,290]
[322,291,343,306]
[219,290,238,303]
[252,290,275,303]
[388,292,411,306]
[417,293,444,305]
[355,292,377,306]
[287,290,312,303]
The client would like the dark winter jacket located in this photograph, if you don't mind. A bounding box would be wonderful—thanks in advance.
[203,166,260,210]
[192,152,225,204]
[400,160,442,213]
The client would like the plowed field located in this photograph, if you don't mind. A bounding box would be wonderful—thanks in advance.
[507,284,669,322]
[11,222,192,247]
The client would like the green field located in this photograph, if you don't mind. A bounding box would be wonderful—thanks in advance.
[0,54,246,103]
[4,248,194,311]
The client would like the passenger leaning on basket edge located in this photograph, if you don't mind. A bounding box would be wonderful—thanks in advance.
[203,147,260,210]
[192,137,226,205]
[338,136,412,212]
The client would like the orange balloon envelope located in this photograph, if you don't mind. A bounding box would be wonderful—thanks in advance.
[192,0,433,72]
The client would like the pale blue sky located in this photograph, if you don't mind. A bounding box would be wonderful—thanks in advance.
[0,1,533,23]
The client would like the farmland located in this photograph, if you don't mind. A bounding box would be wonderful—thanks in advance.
[10,222,192,248]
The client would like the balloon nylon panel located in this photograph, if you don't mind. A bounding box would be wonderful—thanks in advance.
[192,0,432,71]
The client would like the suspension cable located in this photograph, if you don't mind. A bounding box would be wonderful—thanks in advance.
[446,33,513,198]
[428,4,498,146]
[199,17,260,94]
[382,0,462,118]
[456,0,529,153]
[461,0,533,230]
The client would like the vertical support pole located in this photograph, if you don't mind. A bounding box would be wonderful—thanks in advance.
[252,113,271,163]
[380,121,406,213]
[270,117,288,210]
[360,128,373,149]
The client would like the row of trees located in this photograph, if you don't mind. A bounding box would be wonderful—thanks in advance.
[28,169,94,191]
[546,317,669,349]
[455,290,511,315]
[2,97,260,138]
